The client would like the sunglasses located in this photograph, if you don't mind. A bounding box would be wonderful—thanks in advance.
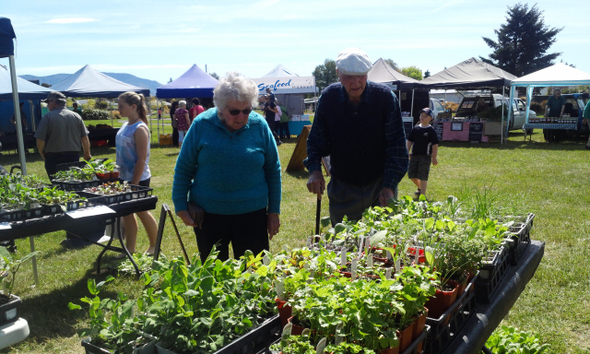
[226,106,252,116]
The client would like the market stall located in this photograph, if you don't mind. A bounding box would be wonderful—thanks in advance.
[252,65,316,137]
[508,63,590,142]
[422,58,517,143]
[0,172,158,282]
[155,64,218,144]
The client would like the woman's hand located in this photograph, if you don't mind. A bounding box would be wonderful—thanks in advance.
[178,203,204,229]
[177,210,196,227]
[267,213,280,240]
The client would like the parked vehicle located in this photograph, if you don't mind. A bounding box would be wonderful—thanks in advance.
[454,94,535,131]
[530,93,590,142]
[429,98,445,119]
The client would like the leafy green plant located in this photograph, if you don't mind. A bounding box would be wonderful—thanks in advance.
[0,247,42,299]
[481,325,549,354]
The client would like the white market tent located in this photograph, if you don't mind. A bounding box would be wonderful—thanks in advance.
[508,63,590,134]
[251,65,316,115]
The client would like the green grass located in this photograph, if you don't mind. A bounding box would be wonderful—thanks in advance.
[1,129,589,353]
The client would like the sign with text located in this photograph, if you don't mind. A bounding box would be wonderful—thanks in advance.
[252,76,316,94]
[469,122,484,143]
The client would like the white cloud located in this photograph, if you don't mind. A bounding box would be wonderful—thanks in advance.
[46,18,97,24]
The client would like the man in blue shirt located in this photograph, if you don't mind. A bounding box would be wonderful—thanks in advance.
[305,48,408,225]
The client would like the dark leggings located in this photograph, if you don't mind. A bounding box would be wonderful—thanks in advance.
[193,208,269,263]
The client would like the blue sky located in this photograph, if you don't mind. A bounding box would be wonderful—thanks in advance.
[3,0,589,85]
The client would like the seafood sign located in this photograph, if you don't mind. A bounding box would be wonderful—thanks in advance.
[252,76,316,94]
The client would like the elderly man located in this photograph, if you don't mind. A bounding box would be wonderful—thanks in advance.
[305,48,409,225]
[35,91,92,177]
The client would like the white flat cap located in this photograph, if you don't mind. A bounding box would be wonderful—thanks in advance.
[336,48,372,75]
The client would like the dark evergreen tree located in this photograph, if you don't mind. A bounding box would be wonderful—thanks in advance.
[384,59,400,72]
[481,3,562,76]
[424,70,431,79]
[312,59,338,93]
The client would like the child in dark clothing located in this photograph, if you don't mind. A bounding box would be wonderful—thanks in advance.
[406,107,439,198]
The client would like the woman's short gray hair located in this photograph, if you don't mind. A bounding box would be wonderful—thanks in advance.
[213,72,259,109]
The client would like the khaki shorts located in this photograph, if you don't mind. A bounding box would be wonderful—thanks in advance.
[408,155,432,181]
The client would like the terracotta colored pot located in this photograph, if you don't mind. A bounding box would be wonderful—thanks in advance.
[275,298,292,328]
[412,307,428,340]
[425,280,459,319]
[96,172,110,180]
[287,316,305,335]
[110,170,120,179]
[398,321,414,352]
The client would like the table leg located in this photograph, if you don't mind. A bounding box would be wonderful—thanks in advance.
[29,236,38,285]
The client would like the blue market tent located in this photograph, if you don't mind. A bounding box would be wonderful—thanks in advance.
[0,66,52,100]
[1,17,33,173]
[156,64,218,98]
[51,64,150,97]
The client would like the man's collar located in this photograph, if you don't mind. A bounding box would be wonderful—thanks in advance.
[338,81,372,105]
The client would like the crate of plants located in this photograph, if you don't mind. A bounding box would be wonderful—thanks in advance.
[474,245,510,304]
[36,187,89,216]
[71,250,280,354]
[80,181,151,205]
[50,158,120,191]
[505,213,535,265]
[424,276,477,354]
[0,174,47,222]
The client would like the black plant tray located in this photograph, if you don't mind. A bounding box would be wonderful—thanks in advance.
[77,184,153,206]
[475,245,510,304]
[52,178,121,192]
[424,274,478,354]
[506,213,534,265]
[42,199,90,216]
[402,324,431,354]
[0,294,21,327]
[81,337,112,354]
[209,315,281,354]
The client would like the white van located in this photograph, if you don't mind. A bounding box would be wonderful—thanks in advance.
[454,94,535,131]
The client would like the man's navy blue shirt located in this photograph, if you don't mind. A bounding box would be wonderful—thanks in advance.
[305,81,408,189]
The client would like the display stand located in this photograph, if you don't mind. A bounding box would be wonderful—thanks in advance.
[0,196,158,283]
[441,240,545,354]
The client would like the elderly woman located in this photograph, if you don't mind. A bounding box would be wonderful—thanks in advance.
[172,72,281,262]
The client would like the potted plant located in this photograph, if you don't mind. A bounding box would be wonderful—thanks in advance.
[0,248,42,326]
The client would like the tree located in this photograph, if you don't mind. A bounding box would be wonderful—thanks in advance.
[210,72,219,80]
[312,59,338,93]
[481,3,562,76]
[384,59,400,72]
[424,70,431,79]
[401,66,423,80]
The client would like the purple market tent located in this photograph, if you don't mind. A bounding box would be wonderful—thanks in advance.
[155,64,218,140]
[156,64,218,98]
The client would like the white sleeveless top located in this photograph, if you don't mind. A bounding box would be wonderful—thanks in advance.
[116,121,151,182]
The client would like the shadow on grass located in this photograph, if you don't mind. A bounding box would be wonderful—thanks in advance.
[18,266,122,345]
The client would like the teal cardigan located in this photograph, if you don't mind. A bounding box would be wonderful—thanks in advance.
[172,108,281,215]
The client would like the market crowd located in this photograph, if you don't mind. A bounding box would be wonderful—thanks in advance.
[35,48,447,261]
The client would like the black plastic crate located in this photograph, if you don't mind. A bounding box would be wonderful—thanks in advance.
[78,184,153,205]
[211,315,281,354]
[506,213,534,265]
[475,245,510,304]
[424,275,478,354]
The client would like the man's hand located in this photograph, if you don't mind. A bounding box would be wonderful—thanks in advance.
[306,170,325,200]
[379,187,395,207]
[267,213,280,240]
